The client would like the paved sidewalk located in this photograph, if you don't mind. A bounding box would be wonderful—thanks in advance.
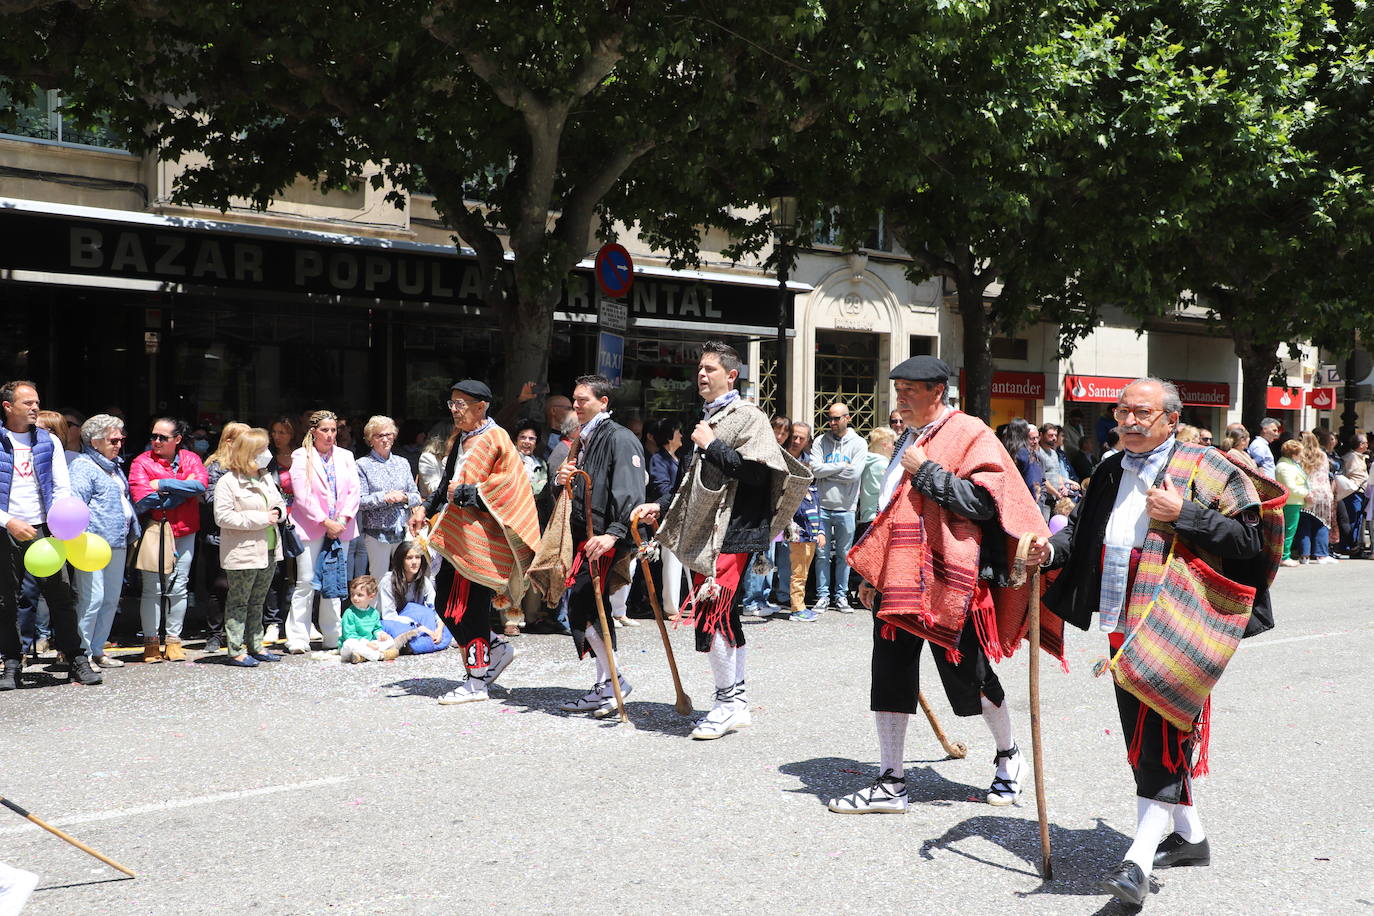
[1,562,1369,914]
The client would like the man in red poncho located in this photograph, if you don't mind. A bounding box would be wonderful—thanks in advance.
[828,356,1052,814]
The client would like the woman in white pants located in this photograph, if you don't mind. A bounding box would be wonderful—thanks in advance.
[285,410,361,653]
[356,415,425,578]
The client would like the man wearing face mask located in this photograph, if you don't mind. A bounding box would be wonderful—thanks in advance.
[427,380,541,705]
[1027,377,1283,909]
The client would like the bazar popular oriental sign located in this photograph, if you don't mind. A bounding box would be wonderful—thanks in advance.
[0,209,792,330]
[1064,375,1231,408]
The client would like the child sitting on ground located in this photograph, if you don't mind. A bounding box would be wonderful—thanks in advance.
[340,575,405,663]
[377,541,452,654]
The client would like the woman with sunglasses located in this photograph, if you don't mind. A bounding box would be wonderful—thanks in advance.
[67,414,140,668]
[128,417,210,662]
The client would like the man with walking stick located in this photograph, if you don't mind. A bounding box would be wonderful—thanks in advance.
[427,380,541,705]
[633,342,810,740]
[1026,377,1282,908]
[829,356,1052,813]
[533,375,644,719]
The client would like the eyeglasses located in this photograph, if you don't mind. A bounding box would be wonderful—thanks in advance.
[149,433,173,442]
[827,416,846,422]
[372,432,396,440]
[446,399,472,410]
[1113,407,1162,423]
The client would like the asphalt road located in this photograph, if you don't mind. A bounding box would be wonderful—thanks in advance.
[2,562,1370,915]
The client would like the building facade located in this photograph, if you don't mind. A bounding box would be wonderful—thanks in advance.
[0,120,1345,442]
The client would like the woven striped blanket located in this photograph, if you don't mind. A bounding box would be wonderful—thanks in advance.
[1111,442,1285,727]
[848,411,1057,663]
[429,425,540,605]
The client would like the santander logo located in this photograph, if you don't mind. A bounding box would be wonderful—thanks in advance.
[1312,391,1332,407]
[1071,379,1087,399]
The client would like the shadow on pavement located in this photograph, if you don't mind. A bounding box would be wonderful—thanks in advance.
[33,875,136,893]
[921,814,1137,899]
[778,756,984,806]
[382,676,464,699]
[495,688,699,736]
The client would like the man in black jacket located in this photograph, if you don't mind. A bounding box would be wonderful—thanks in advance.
[552,375,645,718]
[1028,377,1278,910]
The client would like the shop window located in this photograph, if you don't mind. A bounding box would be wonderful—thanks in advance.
[811,209,894,253]
[909,335,935,357]
[815,330,880,434]
[0,88,128,150]
[990,337,1029,360]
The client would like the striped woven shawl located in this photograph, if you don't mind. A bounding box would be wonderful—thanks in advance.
[848,411,1057,663]
[429,425,540,604]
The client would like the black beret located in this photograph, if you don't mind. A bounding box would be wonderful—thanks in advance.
[889,355,952,383]
[450,379,493,402]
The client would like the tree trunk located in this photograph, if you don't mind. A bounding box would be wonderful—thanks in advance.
[498,291,557,412]
[1232,331,1276,433]
[956,278,995,422]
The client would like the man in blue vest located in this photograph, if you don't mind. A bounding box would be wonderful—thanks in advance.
[0,380,101,690]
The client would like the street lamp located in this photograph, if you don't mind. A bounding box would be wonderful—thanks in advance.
[769,194,798,418]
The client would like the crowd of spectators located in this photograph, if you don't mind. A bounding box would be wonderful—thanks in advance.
[5,373,1369,692]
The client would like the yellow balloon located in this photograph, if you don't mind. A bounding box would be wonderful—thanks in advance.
[65,532,113,572]
[23,537,67,578]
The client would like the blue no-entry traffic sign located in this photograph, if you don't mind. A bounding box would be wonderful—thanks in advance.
[594,243,634,298]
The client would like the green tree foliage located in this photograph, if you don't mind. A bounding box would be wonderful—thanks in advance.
[0,0,834,404]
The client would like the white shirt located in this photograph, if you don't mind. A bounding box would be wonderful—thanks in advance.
[878,407,952,513]
[1,428,72,527]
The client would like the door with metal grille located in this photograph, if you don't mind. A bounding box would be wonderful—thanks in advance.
[814,330,879,433]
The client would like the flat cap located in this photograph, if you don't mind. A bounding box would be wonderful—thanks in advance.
[889,355,952,383]
[450,379,493,402]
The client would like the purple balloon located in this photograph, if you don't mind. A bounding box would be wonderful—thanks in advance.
[1048,514,1068,534]
[47,496,90,540]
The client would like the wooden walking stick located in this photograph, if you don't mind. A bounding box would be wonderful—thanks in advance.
[568,469,628,723]
[1016,532,1053,879]
[917,691,968,759]
[0,795,136,877]
[629,509,693,716]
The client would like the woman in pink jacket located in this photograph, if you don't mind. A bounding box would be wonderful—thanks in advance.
[286,410,361,653]
[128,417,209,663]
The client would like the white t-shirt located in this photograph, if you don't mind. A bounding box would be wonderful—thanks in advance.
[1,428,72,527]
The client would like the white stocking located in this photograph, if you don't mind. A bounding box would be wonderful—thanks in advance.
[875,711,909,779]
[584,626,611,683]
[707,634,736,699]
[981,696,1017,777]
[1173,800,1205,843]
[1124,796,1174,877]
[733,645,748,695]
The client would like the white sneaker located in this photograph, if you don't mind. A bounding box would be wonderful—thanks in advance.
[560,681,610,712]
[827,770,909,814]
[263,624,280,644]
[286,643,309,655]
[487,638,517,685]
[591,676,633,718]
[1317,556,1340,565]
[833,598,855,614]
[93,655,125,668]
[987,745,1027,806]
[438,677,489,705]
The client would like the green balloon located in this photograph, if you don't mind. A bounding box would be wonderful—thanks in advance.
[23,537,67,578]
[65,532,113,572]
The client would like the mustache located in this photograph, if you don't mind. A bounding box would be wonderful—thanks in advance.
[1120,424,1150,436]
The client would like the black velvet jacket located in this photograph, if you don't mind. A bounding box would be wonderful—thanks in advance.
[1041,449,1273,637]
